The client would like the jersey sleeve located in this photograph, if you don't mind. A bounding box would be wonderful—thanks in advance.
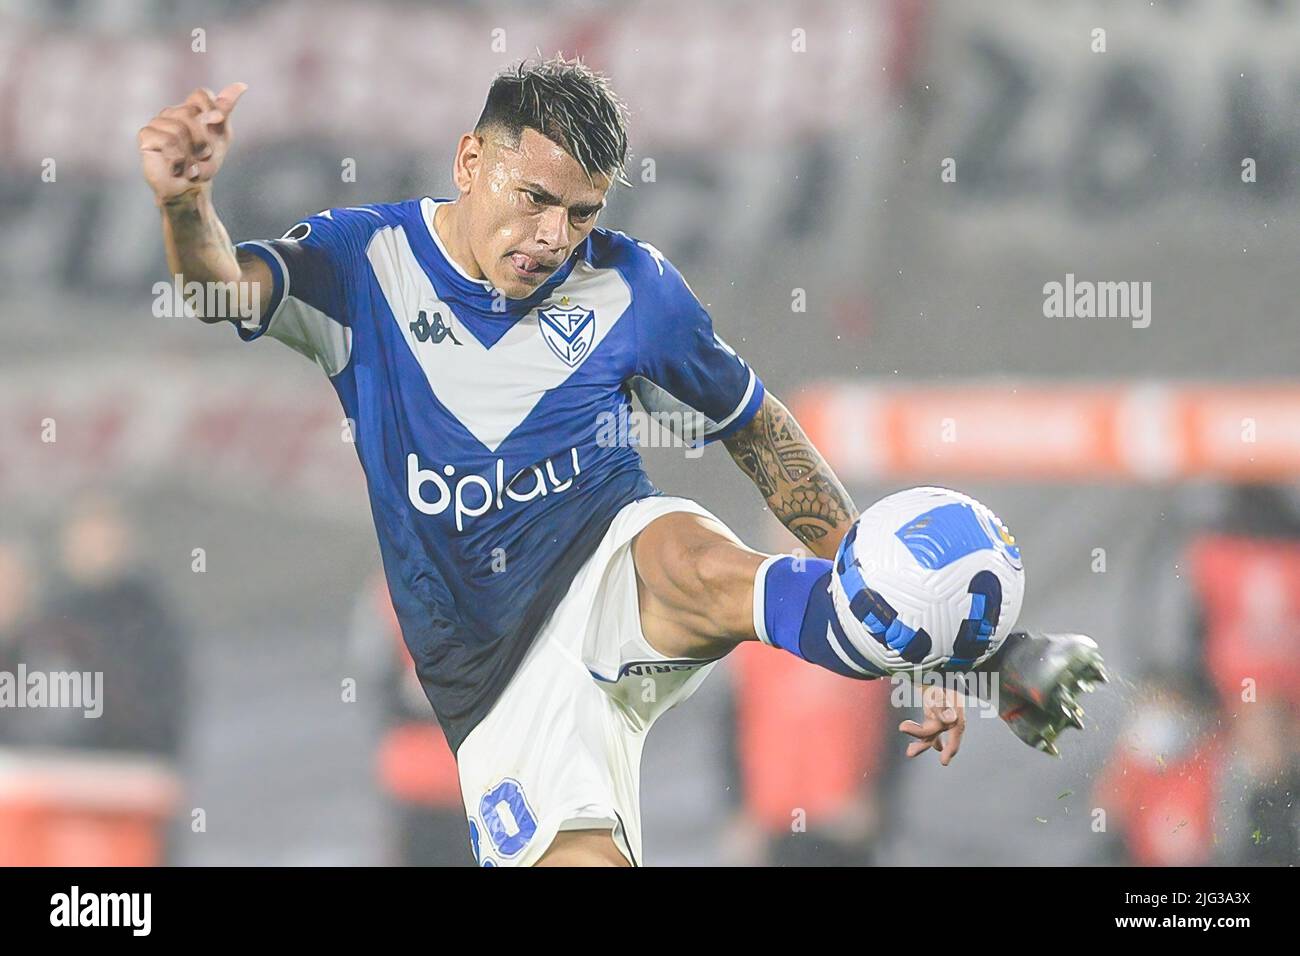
[630,242,765,445]
[233,207,382,376]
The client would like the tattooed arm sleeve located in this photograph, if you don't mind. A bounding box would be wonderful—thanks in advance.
[722,391,859,561]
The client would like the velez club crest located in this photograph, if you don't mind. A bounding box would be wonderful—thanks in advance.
[538,303,596,367]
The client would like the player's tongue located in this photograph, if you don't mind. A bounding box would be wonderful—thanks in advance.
[510,252,546,275]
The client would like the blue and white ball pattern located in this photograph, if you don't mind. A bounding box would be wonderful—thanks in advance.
[830,487,1025,675]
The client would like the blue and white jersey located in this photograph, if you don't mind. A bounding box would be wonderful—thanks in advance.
[236,198,764,750]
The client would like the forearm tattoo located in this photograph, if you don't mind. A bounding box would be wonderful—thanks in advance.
[723,393,858,556]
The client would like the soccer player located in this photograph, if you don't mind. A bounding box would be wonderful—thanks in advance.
[138,58,1105,866]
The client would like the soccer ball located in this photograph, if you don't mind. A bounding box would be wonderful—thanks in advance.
[831,486,1025,676]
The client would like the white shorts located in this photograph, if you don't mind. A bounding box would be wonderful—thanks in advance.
[455,494,735,867]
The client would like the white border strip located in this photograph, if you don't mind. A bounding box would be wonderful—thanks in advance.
[751,554,785,646]
[708,367,758,436]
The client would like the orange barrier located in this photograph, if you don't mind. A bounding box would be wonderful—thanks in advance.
[731,643,891,832]
[0,749,182,866]
[1190,536,1300,707]
[376,724,462,806]
[793,382,1300,482]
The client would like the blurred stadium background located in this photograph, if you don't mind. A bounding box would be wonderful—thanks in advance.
[1,0,1298,865]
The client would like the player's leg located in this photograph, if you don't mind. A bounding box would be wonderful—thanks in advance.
[632,510,872,678]
[534,829,631,867]
[632,509,1108,760]
[458,498,670,867]
[631,511,766,660]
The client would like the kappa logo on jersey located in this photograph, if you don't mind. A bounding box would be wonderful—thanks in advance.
[280,222,312,241]
[410,307,462,346]
[538,304,596,367]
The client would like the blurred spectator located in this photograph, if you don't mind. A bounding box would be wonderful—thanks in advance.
[0,539,42,744]
[350,574,471,866]
[0,538,38,647]
[0,508,188,866]
[1217,698,1300,865]
[1192,485,1300,864]
[1093,671,1225,866]
[31,495,190,757]
[1101,484,1300,865]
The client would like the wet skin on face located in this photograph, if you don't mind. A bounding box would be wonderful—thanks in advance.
[450,126,613,299]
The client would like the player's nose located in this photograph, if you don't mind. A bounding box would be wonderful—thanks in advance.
[534,205,569,249]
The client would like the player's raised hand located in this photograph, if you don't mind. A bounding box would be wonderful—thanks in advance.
[138,82,247,203]
[899,683,966,766]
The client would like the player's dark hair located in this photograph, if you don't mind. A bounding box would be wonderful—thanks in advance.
[475,55,631,187]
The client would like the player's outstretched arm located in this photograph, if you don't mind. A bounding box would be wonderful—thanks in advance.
[722,391,858,561]
[138,83,270,323]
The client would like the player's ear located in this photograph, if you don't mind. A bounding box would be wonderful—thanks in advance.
[452,132,482,193]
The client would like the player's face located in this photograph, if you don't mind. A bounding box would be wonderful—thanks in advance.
[459,127,611,298]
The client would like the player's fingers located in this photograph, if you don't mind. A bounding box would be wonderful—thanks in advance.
[208,81,248,123]
[142,129,211,182]
[159,112,214,161]
[165,151,218,182]
[906,734,944,759]
[901,708,954,739]
[183,117,215,160]
[198,84,245,142]
[138,121,194,173]
[154,105,206,151]
[898,719,941,740]
[906,739,935,758]
[137,125,174,152]
[180,158,218,183]
[184,87,217,112]
[933,705,961,729]
[144,119,203,174]
[158,103,203,128]
[145,116,193,145]
[939,720,964,766]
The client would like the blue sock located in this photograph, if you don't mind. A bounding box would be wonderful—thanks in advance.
[754,555,887,679]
